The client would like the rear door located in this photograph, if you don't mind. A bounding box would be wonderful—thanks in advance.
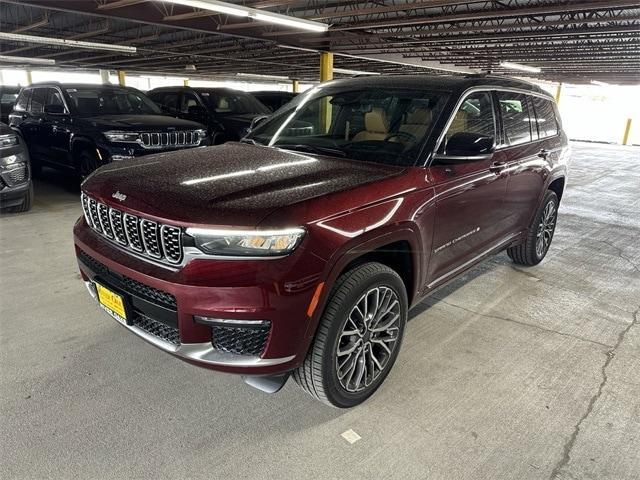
[495,91,554,232]
[426,91,511,287]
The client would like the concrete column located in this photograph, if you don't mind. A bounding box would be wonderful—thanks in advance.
[622,118,632,145]
[319,52,333,83]
[117,70,126,87]
[99,69,110,85]
[555,82,562,105]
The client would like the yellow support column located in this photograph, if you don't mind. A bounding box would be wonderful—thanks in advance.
[183,78,189,87]
[622,118,632,145]
[319,52,333,83]
[292,79,299,93]
[319,52,334,133]
[555,82,562,104]
[26,69,33,85]
[117,70,126,87]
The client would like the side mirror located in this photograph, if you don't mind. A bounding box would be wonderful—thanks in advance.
[249,114,269,132]
[44,104,66,115]
[445,132,495,156]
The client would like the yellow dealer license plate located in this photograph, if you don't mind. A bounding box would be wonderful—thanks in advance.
[95,283,127,323]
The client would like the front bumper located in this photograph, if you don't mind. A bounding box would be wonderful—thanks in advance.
[74,219,326,375]
[0,152,31,208]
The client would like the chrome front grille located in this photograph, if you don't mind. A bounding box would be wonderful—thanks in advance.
[81,193,183,266]
[140,130,200,149]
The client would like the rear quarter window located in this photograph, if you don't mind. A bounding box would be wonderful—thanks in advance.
[531,96,559,138]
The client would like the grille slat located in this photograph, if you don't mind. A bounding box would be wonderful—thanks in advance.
[82,194,183,266]
[139,130,200,149]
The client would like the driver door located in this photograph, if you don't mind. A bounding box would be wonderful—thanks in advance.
[425,91,511,287]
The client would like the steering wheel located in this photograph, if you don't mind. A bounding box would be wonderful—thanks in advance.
[384,131,419,144]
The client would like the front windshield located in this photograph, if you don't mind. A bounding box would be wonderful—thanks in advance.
[246,86,448,166]
[65,87,161,115]
[198,90,270,115]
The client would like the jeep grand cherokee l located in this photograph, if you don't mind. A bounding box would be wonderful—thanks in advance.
[74,75,569,407]
[9,83,207,178]
[148,86,271,144]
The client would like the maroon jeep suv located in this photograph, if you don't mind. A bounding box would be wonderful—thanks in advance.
[74,75,569,407]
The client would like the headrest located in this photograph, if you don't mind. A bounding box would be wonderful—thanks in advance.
[364,107,388,133]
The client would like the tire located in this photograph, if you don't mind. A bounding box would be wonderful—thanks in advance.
[78,148,101,180]
[4,182,33,213]
[293,262,408,408]
[507,190,558,266]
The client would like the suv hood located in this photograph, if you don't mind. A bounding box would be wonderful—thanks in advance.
[83,142,404,226]
[80,114,204,131]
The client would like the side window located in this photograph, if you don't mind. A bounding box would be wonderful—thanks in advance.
[180,92,199,114]
[30,88,47,114]
[443,91,495,147]
[531,96,559,138]
[14,89,32,112]
[497,92,533,146]
[150,91,179,113]
[47,89,65,108]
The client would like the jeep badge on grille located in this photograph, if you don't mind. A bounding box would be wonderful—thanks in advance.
[112,191,127,202]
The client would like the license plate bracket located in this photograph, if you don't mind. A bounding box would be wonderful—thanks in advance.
[94,281,132,325]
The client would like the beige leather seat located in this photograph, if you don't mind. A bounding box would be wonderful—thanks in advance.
[353,107,389,142]
[398,108,432,140]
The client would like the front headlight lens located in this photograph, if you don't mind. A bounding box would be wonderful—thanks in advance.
[0,135,19,148]
[186,227,305,256]
[195,129,207,142]
[104,131,140,143]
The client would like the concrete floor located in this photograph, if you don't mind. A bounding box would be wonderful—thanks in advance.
[1,142,638,480]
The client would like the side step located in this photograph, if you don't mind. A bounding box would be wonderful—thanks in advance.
[243,373,290,394]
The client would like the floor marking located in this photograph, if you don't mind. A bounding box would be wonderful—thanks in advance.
[341,429,362,444]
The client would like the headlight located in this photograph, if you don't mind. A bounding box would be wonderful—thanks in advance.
[0,135,19,148]
[195,129,207,142]
[186,227,305,257]
[103,131,140,143]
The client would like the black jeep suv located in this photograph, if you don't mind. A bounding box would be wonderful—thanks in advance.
[148,86,271,144]
[8,83,207,178]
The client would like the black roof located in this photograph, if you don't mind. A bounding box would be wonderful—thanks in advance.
[323,74,552,98]
[26,82,139,91]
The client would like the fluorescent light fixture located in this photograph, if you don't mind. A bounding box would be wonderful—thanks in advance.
[159,0,328,32]
[0,32,136,53]
[0,55,55,65]
[334,67,380,76]
[499,61,541,73]
[590,80,610,86]
[236,72,290,81]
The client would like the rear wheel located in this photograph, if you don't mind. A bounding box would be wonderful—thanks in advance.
[507,190,558,265]
[293,262,407,408]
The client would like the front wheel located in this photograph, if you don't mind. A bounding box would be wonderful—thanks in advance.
[78,148,101,180]
[293,262,408,408]
[507,190,558,265]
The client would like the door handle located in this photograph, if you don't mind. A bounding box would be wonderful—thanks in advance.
[489,161,507,173]
[538,149,550,159]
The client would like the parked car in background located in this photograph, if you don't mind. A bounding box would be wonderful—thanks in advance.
[75,74,569,407]
[251,91,297,112]
[0,86,21,124]
[0,123,32,213]
[8,83,207,178]
[148,86,271,143]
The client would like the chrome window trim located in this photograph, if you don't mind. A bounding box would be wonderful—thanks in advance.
[428,86,558,166]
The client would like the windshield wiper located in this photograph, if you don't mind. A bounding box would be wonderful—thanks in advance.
[240,138,263,146]
[273,144,346,158]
